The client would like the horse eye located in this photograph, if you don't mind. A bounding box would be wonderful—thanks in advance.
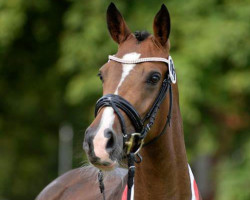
[147,73,161,85]
[97,72,104,83]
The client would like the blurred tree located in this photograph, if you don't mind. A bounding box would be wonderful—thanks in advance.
[0,0,249,199]
[0,0,69,199]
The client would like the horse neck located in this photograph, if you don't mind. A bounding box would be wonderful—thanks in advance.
[134,84,192,200]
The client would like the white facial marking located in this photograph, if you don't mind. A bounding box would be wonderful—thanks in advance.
[93,107,115,162]
[93,52,141,162]
[115,52,141,94]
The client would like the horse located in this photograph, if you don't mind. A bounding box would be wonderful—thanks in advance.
[37,3,202,200]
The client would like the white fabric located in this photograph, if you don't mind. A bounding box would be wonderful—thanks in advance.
[188,164,196,200]
[131,184,134,200]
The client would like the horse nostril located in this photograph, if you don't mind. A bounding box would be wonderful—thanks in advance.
[106,134,114,150]
[105,129,116,152]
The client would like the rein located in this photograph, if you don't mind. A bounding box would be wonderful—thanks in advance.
[95,55,176,200]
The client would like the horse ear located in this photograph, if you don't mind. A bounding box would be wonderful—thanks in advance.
[106,3,131,44]
[153,4,171,47]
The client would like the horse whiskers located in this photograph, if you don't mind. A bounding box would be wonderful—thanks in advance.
[79,164,99,182]
[102,167,128,189]
[79,161,90,173]
[79,160,89,167]
[118,159,127,168]
[108,143,122,162]
[114,167,127,187]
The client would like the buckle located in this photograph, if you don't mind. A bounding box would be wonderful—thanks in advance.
[125,133,144,155]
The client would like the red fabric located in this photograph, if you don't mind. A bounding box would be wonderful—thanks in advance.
[122,185,128,200]
[193,179,199,200]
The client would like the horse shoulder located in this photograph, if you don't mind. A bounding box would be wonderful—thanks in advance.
[36,167,128,200]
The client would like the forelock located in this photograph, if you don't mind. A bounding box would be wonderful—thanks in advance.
[134,31,150,42]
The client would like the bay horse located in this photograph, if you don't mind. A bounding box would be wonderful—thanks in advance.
[37,3,201,200]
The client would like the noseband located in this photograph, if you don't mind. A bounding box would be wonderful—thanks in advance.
[95,55,176,200]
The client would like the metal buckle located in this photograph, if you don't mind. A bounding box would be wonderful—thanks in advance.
[125,133,144,155]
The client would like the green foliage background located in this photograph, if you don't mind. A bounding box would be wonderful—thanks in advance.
[0,0,249,199]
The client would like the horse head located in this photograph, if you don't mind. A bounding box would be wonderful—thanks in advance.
[83,3,173,171]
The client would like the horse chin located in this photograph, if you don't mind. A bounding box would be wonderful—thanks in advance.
[93,161,118,171]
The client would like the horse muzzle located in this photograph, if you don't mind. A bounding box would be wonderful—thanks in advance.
[83,126,122,170]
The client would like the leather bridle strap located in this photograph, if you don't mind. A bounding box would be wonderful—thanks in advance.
[140,77,172,142]
[141,79,173,147]
[143,82,173,147]
[95,94,144,135]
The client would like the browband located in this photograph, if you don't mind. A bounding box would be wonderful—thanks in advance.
[108,55,170,65]
[108,55,176,84]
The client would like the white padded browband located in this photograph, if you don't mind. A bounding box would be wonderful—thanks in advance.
[108,55,170,65]
[108,55,177,84]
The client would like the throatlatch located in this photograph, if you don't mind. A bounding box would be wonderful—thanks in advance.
[96,55,176,200]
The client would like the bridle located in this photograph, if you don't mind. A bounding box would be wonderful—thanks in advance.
[95,55,176,154]
[95,55,176,200]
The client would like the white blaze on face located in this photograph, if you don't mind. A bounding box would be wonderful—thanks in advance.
[93,107,115,162]
[93,52,141,162]
[114,52,141,94]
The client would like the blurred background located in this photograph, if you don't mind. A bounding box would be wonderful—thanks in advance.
[0,0,249,199]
